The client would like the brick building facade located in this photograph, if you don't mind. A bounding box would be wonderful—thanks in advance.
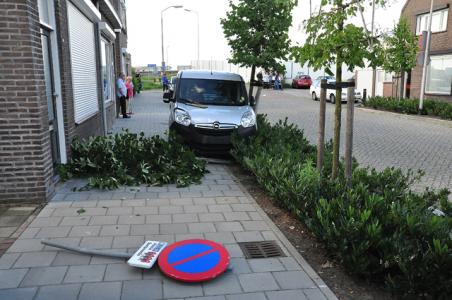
[0,0,131,203]
[402,0,452,103]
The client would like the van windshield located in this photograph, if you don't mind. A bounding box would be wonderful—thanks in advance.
[178,79,247,106]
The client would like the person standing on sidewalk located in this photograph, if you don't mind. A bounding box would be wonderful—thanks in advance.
[162,73,169,92]
[126,76,134,115]
[116,73,130,119]
[274,73,280,90]
[135,73,142,94]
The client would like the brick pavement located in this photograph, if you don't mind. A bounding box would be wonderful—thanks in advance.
[261,89,452,192]
[0,91,336,300]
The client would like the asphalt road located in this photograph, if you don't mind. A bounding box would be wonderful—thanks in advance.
[114,90,452,192]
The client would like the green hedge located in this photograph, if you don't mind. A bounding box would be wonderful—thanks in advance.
[232,115,452,297]
[364,96,452,120]
[59,131,207,189]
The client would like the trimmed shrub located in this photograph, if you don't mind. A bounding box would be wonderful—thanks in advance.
[232,114,452,297]
[364,96,452,120]
[59,130,207,189]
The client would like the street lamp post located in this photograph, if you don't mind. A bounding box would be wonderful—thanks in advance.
[161,5,183,72]
[419,0,434,111]
[185,9,200,66]
[166,45,170,69]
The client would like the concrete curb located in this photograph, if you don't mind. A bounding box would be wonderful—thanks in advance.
[227,165,339,300]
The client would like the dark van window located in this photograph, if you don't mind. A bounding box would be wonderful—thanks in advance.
[179,79,247,106]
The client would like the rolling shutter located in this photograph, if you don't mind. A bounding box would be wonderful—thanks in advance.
[67,1,99,123]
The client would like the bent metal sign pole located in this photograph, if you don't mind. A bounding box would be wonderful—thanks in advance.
[42,238,230,283]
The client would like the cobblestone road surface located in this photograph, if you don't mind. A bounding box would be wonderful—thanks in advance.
[259,89,452,192]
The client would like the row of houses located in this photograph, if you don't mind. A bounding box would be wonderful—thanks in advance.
[0,0,132,203]
[357,0,452,102]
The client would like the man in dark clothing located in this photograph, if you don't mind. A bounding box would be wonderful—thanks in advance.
[162,73,169,92]
[256,71,263,86]
[135,73,142,94]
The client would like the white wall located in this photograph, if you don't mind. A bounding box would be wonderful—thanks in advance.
[355,68,393,96]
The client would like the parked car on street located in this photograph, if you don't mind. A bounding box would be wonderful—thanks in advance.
[292,75,312,89]
[310,79,362,103]
[163,70,257,154]
[315,75,335,82]
[262,74,273,89]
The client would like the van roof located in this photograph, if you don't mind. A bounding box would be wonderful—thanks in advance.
[179,70,243,82]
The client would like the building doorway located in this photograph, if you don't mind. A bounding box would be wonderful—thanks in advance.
[41,28,60,171]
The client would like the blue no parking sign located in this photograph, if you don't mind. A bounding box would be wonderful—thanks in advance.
[158,239,230,282]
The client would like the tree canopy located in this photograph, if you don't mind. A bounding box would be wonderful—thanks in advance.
[292,0,386,75]
[221,0,297,74]
[383,17,419,74]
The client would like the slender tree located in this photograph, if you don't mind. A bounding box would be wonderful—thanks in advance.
[383,18,419,99]
[221,0,297,100]
[292,0,385,179]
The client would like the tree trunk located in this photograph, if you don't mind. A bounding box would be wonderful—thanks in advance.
[344,79,355,184]
[332,4,344,180]
[317,79,327,174]
[399,70,405,99]
[249,65,256,101]
[332,61,342,179]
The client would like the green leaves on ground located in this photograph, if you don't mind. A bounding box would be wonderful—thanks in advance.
[232,114,452,298]
[364,96,452,120]
[59,131,208,189]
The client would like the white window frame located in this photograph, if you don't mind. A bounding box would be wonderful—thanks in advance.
[100,37,115,104]
[425,54,452,95]
[416,8,449,35]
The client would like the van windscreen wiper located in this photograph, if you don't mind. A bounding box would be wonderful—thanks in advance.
[180,98,207,108]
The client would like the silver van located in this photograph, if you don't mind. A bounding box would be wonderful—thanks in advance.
[163,70,257,153]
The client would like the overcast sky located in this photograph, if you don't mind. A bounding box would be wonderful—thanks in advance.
[126,0,407,68]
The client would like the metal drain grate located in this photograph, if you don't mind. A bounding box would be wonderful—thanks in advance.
[238,241,286,259]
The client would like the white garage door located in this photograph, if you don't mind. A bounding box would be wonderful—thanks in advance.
[67,1,99,124]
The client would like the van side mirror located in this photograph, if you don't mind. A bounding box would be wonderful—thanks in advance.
[250,95,256,106]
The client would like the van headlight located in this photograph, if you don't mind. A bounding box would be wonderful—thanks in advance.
[174,109,191,126]
[240,110,256,128]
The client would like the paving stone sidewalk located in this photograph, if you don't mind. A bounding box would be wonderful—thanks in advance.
[0,92,337,299]
[0,206,38,256]
[0,165,336,300]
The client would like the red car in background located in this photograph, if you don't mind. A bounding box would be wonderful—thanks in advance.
[292,75,312,89]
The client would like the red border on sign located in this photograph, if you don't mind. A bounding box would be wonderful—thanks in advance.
[158,239,230,283]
